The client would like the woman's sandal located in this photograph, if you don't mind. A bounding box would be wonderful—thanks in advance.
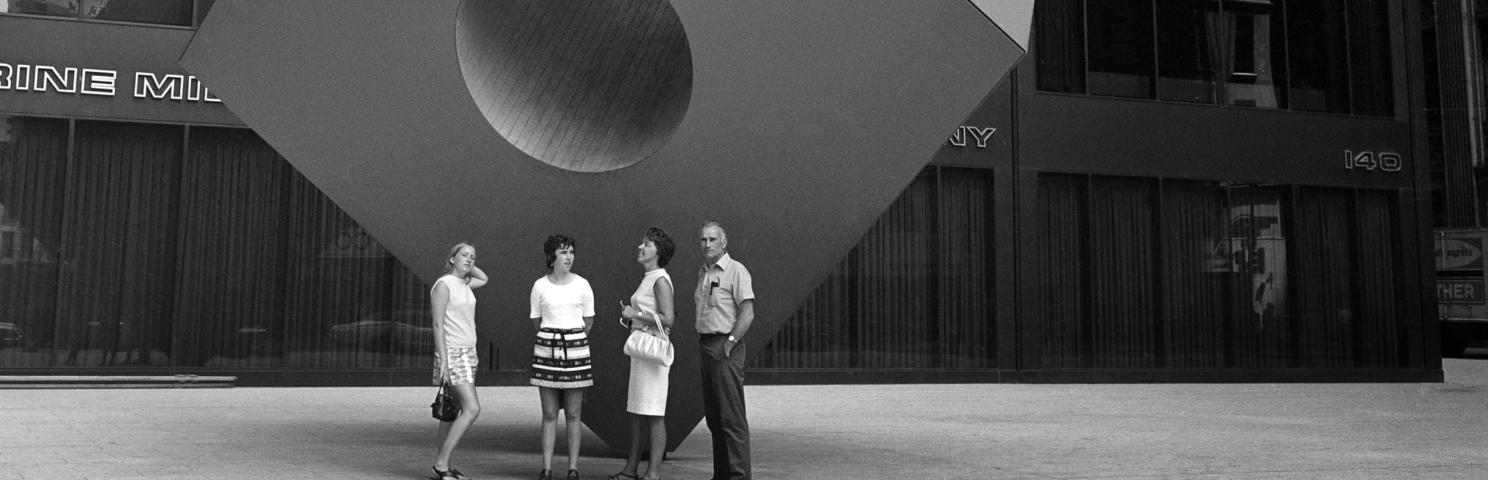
[432,466,466,480]
[566,469,581,480]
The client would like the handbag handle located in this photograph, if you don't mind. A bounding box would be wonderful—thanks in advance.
[637,306,671,342]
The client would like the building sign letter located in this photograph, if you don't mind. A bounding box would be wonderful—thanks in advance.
[949,125,997,148]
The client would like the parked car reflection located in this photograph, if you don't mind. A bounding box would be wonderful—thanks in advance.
[0,322,25,350]
[329,310,433,354]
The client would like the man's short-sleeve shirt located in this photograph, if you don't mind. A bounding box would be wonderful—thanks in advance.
[695,252,754,335]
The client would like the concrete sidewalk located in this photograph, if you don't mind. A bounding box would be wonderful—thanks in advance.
[1,358,1485,480]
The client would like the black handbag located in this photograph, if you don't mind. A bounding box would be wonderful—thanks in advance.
[431,380,461,422]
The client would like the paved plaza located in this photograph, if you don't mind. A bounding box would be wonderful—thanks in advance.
[2,356,1486,480]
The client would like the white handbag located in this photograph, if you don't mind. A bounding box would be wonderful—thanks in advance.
[622,309,674,366]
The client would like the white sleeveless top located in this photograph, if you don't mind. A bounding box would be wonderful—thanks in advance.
[433,275,477,348]
[629,268,671,331]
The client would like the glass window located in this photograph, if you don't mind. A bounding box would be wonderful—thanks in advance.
[756,167,996,370]
[1225,0,1289,108]
[1225,186,1290,367]
[0,116,68,367]
[1087,0,1156,98]
[1156,0,1219,103]
[1155,0,1287,106]
[1037,0,1390,116]
[1346,0,1394,116]
[1035,0,1087,93]
[0,119,432,371]
[196,0,214,25]
[0,0,77,18]
[1285,0,1350,113]
[80,0,193,26]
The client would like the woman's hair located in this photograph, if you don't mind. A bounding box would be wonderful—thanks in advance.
[644,226,676,267]
[543,234,576,269]
[445,242,474,275]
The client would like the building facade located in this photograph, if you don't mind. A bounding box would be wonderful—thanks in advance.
[1,0,1443,386]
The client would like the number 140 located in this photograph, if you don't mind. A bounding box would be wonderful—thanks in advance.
[1344,151,1402,172]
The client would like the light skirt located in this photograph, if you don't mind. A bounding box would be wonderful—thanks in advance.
[626,355,669,416]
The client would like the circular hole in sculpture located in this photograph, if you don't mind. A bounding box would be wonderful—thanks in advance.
[455,0,694,172]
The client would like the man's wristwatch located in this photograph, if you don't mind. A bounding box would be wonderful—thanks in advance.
[727,335,737,343]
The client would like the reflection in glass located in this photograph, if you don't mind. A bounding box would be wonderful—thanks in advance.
[0,119,433,372]
[1285,0,1350,113]
[1156,0,1284,107]
[0,0,77,17]
[1227,187,1289,367]
[0,116,67,368]
[80,0,192,26]
[1087,0,1156,98]
[757,168,996,370]
[1034,0,1086,94]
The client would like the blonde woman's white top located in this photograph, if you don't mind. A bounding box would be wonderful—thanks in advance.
[434,274,478,348]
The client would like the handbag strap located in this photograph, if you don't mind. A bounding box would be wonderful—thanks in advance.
[638,306,671,342]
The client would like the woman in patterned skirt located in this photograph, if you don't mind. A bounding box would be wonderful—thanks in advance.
[608,227,676,480]
[431,242,488,480]
[529,234,595,480]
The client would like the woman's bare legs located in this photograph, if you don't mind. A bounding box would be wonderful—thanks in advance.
[539,387,562,471]
[639,415,665,480]
[434,383,480,471]
[616,415,644,477]
[563,388,585,472]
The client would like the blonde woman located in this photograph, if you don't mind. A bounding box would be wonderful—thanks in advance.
[432,242,488,480]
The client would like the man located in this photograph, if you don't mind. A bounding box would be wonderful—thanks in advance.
[694,221,754,480]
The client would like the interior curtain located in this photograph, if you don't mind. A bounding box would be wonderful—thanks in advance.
[1034,0,1086,93]
[1205,4,1237,103]
[0,117,68,367]
[54,122,182,368]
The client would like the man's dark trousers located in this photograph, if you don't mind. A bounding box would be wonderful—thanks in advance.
[700,334,750,479]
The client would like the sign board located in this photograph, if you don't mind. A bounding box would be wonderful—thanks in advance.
[1436,236,1485,271]
[1437,278,1486,304]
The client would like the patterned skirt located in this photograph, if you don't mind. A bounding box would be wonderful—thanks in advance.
[530,327,592,389]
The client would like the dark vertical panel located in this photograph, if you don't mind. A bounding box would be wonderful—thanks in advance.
[856,173,936,368]
[56,122,181,367]
[1038,174,1086,369]
[1086,0,1157,98]
[1354,190,1401,367]
[1426,0,1479,227]
[757,167,996,371]
[280,171,430,369]
[1347,0,1394,116]
[1286,0,1351,113]
[1034,0,1086,93]
[1088,177,1158,368]
[1228,187,1290,368]
[0,117,68,366]
[939,169,995,368]
[756,260,854,369]
[1292,188,1355,368]
[1161,181,1227,368]
[1155,0,1219,104]
[171,128,288,367]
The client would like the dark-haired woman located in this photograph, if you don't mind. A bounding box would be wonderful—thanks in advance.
[432,242,488,480]
[609,227,676,480]
[529,235,595,480]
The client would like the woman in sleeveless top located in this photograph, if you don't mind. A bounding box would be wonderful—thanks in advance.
[608,227,676,480]
[529,235,595,480]
[432,242,488,480]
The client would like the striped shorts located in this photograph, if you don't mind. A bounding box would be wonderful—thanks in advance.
[530,327,592,389]
[433,347,479,386]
